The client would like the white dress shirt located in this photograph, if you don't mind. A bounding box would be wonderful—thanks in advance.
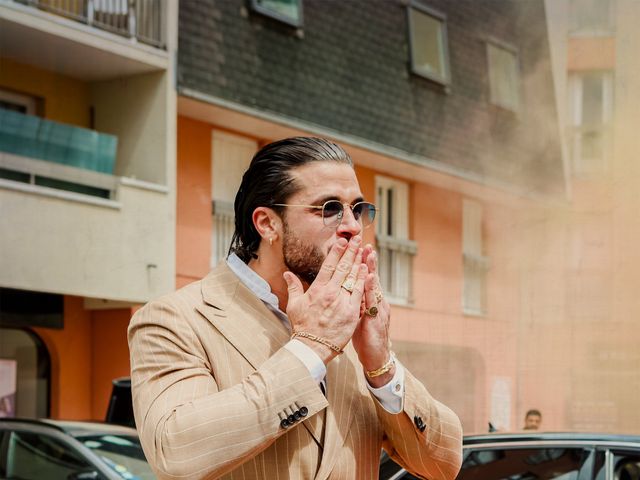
[227,253,404,413]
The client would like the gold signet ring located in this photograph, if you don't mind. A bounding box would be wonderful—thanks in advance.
[341,278,355,293]
[364,305,379,317]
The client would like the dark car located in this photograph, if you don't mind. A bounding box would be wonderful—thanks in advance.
[0,418,155,479]
[380,432,640,480]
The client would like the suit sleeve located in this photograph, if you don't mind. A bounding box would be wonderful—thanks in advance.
[374,369,463,480]
[128,299,328,480]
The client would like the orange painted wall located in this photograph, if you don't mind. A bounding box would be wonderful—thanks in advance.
[90,309,132,420]
[567,37,616,71]
[34,298,132,420]
[33,296,93,420]
[176,115,213,288]
[0,58,90,127]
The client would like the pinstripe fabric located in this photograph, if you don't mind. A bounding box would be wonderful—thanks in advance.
[128,263,463,480]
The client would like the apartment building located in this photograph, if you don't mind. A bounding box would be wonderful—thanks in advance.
[0,0,178,420]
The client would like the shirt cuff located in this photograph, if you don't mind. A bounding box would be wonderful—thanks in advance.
[284,339,327,384]
[366,357,405,414]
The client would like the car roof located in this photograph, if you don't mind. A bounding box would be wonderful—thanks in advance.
[0,418,138,438]
[464,431,640,446]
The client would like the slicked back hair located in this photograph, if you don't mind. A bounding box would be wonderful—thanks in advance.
[229,137,353,262]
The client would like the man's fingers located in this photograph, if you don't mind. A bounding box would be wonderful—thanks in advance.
[330,235,362,288]
[349,264,368,307]
[314,238,348,285]
[283,271,304,301]
[364,273,378,309]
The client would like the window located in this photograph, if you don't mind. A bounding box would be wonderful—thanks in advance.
[0,88,37,115]
[375,176,417,304]
[487,42,520,111]
[568,71,614,176]
[250,0,303,27]
[408,3,450,84]
[458,447,592,479]
[2,430,100,479]
[211,131,257,267]
[463,199,489,316]
[569,0,614,35]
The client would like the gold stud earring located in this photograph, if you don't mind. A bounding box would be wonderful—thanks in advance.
[269,237,273,246]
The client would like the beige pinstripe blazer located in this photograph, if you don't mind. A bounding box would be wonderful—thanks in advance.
[128,263,462,480]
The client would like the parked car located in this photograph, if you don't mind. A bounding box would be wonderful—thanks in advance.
[380,431,640,480]
[0,418,155,479]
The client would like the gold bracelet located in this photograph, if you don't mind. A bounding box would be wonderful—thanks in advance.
[291,331,344,354]
[365,352,396,378]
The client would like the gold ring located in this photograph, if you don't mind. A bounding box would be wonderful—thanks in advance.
[375,290,384,303]
[341,278,355,293]
[364,305,378,317]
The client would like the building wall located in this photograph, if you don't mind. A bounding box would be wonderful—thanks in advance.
[0,58,90,126]
[32,297,132,420]
[176,115,213,288]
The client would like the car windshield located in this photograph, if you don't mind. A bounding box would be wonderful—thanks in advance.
[79,433,155,480]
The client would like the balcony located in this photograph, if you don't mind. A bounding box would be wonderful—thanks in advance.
[0,0,170,81]
[13,0,165,48]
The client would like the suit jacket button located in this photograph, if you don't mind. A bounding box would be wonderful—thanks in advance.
[299,406,308,417]
[420,424,426,432]
[280,418,290,429]
[293,411,302,420]
[287,414,296,424]
[414,415,424,429]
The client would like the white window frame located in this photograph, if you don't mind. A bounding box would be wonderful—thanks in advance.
[569,0,615,36]
[211,131,257,267]
[0,89,37,115]
[375,176,417,305]
[462,199,489,316]
[567,71,614,177]
[407,3,451,85]
[487,40,521,112]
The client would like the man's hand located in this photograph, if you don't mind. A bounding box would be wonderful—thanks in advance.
[284,236,367,364]
[352,244,394,388]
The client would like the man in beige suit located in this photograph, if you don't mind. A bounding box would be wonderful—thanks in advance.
[129,137,462,479]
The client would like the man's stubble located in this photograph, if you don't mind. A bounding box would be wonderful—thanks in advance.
[282,221,325,285]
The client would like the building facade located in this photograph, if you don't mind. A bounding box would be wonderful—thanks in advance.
[176,0,564,433]
[0,0,178,420]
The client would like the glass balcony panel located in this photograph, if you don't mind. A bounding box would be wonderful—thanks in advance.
[0,108,117,175]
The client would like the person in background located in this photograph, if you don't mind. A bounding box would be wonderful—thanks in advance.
[523,409,543,430]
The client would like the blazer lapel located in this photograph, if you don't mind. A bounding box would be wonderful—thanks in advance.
[196,263,290,369]
[195,263,326,446]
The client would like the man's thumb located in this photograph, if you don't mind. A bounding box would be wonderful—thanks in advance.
[283,272,303,299]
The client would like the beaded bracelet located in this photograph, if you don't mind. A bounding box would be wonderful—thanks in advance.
[291,331,344,354]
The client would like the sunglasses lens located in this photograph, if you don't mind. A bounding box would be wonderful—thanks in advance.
[357,203,376,226]
[322,201,344,225]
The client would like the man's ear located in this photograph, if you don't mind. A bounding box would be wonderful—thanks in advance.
[252,206,281,242]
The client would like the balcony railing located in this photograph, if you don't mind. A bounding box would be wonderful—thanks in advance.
[15,0,166,48]
[0,108,118,198]
[568,125,612,176]
[377,234,418,304]
[212,200,235,267]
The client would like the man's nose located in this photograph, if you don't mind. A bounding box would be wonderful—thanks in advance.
[336,206,362,239]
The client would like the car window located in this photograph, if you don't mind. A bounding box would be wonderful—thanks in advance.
[457,447,591,480]
[1,429,105,480]
[596,450,640,480]
[80,434,155,479]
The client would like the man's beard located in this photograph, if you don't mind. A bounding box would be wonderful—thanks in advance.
[282,222,325,285]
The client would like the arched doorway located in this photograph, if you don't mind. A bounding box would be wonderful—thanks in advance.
[0,328,50,418]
